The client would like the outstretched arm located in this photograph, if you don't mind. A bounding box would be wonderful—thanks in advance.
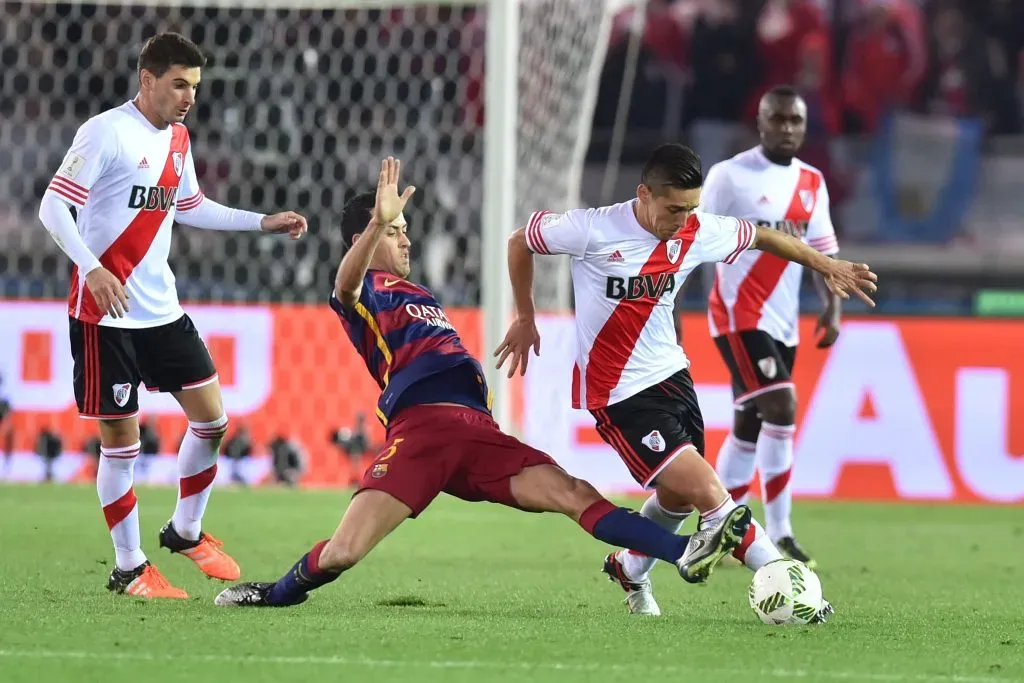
[752,228,877,307]
[175,143,306,237]
[507,228,538,322]
[334,157,415,309]
[495,210,591,377]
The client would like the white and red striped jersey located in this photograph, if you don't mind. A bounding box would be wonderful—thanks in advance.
[45,101,204,328]
[525,200,756,410]
[704,147,839,346]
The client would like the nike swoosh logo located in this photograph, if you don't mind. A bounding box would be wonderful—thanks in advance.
[384,279,401,287]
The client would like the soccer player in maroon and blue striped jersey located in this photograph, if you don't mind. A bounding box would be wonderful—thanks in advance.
[214,158,753,610]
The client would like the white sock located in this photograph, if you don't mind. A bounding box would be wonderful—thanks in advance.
[699,495,783,572]
[620,493,691,581]
[171,416,228,540]
[715,434,758,504]
[98,442,146,571]
[733,518,784,571]
[757,422,796,541]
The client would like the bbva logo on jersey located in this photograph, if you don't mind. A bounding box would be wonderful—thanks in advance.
[128,185,177,212]
[605,274,676,301]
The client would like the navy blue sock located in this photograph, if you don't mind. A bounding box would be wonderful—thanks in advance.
[580,500,690,564]
[266,540,342,606]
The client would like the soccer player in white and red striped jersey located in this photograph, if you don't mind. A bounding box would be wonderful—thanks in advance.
[498,143,875,618]
[705,86,840,569]
[37,33,307,599]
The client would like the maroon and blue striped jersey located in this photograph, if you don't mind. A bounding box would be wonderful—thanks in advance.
[330,270,492,425]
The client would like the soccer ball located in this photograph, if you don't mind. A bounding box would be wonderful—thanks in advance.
[748,559,823,625]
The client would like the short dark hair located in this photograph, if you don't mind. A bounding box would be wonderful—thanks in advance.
[341,191,376,247]
[138,32,206,79]
[766,84,800,100]
[641,144,703,193]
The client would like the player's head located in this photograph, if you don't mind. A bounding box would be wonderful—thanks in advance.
[757,85,807,160]
[636,143,703,240]
[137,33,206,125]
[341,191,411,278]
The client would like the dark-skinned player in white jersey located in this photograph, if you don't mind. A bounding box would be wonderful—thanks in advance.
[705,85,843,569]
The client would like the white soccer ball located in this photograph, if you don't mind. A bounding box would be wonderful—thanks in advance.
[748,559,823,625]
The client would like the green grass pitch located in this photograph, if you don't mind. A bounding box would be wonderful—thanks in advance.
[0,484,1021,683]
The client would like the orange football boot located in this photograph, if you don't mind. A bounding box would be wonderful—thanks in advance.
[159,522,241,581]
[107,562,188,599]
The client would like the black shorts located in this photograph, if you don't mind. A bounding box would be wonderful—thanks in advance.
[590,369,705,489]
[714,330,797,407]
[69,313,218,419]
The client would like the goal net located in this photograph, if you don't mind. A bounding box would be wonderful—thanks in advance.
[0,0,641,483]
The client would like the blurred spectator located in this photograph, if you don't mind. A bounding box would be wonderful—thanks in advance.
[841,0,927,133]
[750,0,834,127]
[84,437,102,479]
[331,413,370,483]
[0,374,11,480]
[138,419,160,479]
[223,425,253,486]
[270,435,305,487]
[918,2,1001,126]
[686,0,759,168]
[974,0,1024,133]
[36,427,62,483]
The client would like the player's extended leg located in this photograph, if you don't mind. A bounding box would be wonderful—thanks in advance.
[651,446,782,575]
[156,378,239,581]
[714,403,761,504]
[750,386,815,567]
[507,463,700,568]
[215,489,412,607]
[508,463,722,617]
[97,417,187,599]
[603,491,693,615]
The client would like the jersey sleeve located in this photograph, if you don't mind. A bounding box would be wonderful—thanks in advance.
[698,162,734,215]
[805,179,839,255]
[692,212,757,265]
[176,138,204,211]
[523,208,591,259]
[45,118,116,209]
[330,273,381,323]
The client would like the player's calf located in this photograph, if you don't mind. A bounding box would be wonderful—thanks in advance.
[509,464,694,567]
[215,488,411,607]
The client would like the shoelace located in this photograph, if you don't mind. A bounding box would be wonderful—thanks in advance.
[202,533,225,549]
[140,566,172,590]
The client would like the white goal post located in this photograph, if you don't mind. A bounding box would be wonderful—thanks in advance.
[4,0,646,435]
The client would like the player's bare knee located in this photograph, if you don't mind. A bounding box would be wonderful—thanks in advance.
[732,406,762,443]
[653,485,692,514]
[99,417,140,447]
[755,389,796,426]
[318,539,364,572]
